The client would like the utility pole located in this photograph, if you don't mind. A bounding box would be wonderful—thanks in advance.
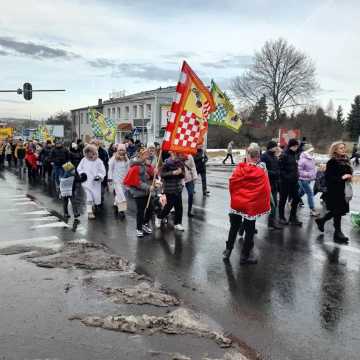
[0,83,65,101]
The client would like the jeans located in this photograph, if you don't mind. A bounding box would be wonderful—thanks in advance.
[279,181,300,220]
[185,181,194,214]
[54,165,64,186]
[63,196,79,217]
[135,196,153,231]
[226,213,256,257]
[158,192,183,225]
[299,180,315,210]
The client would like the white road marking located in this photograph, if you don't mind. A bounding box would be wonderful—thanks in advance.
[21,210,51,215]
[323,242,360,255]
[0,236,61,249]
[14,201,40,206]
[30,222,69,229]
[23,216,59,222]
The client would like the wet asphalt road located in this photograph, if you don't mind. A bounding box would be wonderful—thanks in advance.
[1,167,360,360]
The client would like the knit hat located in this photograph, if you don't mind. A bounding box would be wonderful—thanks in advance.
[303,143,314,153]
[267,140,278,150]
[287,138,299,148]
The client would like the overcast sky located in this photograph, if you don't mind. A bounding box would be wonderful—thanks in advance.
[0,0,358,119]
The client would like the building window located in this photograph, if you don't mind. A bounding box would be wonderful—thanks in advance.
[117,107,121,119]
[146,104,152,116]
[107,109,111,119]
[80,113,83,125]
[139,104,144,119]
[112,107,116,119]
[125,106,129,118]
[133,105,137,118]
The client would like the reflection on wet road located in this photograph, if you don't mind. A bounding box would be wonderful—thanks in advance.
[1,167,360,360]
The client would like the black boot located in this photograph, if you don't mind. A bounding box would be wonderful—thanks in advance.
[289,217,303,226]
[334,216,349,244]
[268,218,282,230]
[315,218,325,232]
[222,248,232,261]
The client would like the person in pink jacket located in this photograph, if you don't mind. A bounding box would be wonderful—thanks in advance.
[298,144,319,216]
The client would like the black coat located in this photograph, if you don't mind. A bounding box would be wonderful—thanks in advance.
[69,149,83,168]
[194,149,208,174]
[261,151,280,189]
[50,146,69,166]
[279,149,299,183]
[324,158,353,216]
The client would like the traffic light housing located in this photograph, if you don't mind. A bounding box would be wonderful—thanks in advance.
[23,82,32,100]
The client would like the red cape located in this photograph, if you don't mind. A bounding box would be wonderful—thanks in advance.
[123,164,154,188]
[229,162,271,218]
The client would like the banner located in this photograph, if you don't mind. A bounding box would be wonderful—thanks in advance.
[88,108,116,143]
[279,128,301,147]
[0,128,13,140]
[162,61,215,154]
[32,126,54,142]
[208,80,242,132]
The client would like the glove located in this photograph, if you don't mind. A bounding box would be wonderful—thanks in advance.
[79,173,87,183]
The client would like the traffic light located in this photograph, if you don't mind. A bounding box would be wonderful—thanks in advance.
[23,82,32,100]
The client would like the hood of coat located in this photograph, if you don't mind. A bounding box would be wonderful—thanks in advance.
[300,151,314,161]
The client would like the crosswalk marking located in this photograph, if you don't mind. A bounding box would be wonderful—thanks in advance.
[21,210,51,215]
[30,222,69,229]
[0,236,61,250]
[23,216,59,222]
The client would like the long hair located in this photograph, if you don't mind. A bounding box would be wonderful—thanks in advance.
[329,141,346,159]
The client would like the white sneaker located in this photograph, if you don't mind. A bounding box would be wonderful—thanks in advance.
[155,218,162,229]
[142,224,153,234]
[174,224,185,231]
[136,230,144,237]
[310,209,320,217]
[88,212,95,220]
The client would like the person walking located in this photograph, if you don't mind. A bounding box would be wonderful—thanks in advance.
[181,153,198,218]
[222,143,271,265]
[260,140,282,229]
[315,142,353,243]
[123,148,154,237]
[194,145,210,196]
[77,144,106,220]
[298,144,319,217]
[223,141,235,165]
[5,141,12,168]
[25,147,38,182]
[278,139,302,226]
[50,141,69,189]
[108,146,129,218]
[39,140,53,180]
[0,141,5,170]
[15,140,26,175]
[351,143,359,166]
[155,152,185,231]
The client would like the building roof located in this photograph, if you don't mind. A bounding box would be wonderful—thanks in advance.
[103,86,176,105]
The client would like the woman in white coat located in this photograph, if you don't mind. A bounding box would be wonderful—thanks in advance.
[108,145,129,218]
[77,144,106,219]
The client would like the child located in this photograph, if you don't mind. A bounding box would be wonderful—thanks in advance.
[313,163,327,203]
[77,144,106,220]
[60,162,80,220]
[108,145,129,218]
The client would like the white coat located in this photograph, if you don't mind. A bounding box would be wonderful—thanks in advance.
[108,157,129,205]
[77,157,106,205]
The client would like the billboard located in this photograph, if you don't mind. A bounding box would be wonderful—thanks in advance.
[0,128,14,140]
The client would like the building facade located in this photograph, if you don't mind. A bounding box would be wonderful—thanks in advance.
[71,86,176,145]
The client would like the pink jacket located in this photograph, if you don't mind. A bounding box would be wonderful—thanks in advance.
[298,152,316,181]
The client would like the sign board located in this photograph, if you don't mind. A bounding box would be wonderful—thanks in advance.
[279,128,301,147]
[160,104,171,127]
[0,128,14,140]
[46,125,64,138]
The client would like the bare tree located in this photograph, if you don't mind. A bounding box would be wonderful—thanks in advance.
[232,38,318,121]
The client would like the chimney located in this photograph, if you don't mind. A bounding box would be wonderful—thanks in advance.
[98,98,103,106]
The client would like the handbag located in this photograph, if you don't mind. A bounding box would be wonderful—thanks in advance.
[345,181,353,203]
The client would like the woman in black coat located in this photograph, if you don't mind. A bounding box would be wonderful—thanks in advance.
[315,142,353,243]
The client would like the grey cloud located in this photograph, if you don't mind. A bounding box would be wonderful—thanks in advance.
[113,63,178,81]
[164,51,198,59]
[0,50,9,56]
[202,55,253,69]
[0,37,78,59]
[88,58,116,68]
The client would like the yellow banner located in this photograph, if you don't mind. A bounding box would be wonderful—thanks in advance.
[0,128,13,139]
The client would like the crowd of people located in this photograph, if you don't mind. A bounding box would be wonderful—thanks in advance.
[0,136,355,265]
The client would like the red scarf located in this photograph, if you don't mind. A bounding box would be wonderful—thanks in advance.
[229,162,271,218]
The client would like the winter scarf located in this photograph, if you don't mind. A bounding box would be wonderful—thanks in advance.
[229,162,271,220]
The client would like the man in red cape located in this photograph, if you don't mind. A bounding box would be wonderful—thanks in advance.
[223,143,271,265]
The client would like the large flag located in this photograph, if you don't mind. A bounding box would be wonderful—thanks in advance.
[162,61,215,154]
[208,80,242,132]
[88,108,116,143]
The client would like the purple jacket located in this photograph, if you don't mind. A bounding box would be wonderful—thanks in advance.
[298,152,317,181]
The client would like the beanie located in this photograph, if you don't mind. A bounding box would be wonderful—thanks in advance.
[267,140,278,150]
[287,138,299,148]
